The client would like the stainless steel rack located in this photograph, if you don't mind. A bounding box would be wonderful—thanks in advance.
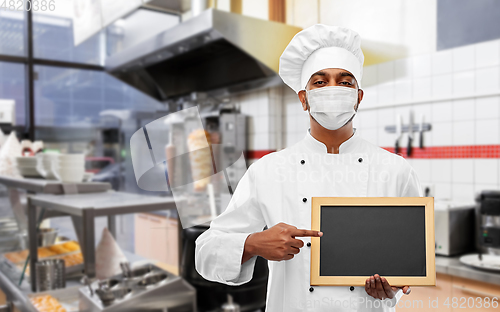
[27,191,181,292]
[0,175,114,310]
[0,175,111,234]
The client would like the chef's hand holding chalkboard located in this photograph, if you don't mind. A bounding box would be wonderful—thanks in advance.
[365,274,411,300]
[241,222,323,264]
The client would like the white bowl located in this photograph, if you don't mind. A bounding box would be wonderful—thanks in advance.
[18,164,38,170]
[57,154,85,162]
[54,161,85,168]
[16,156,37,165]
[53,164,85,172]
[16,156,37,160]
[18,167,42,178]
[52,165,85,183]
[83,172,94,182]
[55,171,85,183]
[36,154,57,179]
[41,155,59,162]
[18,163,38,168]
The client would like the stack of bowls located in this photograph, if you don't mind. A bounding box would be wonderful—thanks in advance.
[36,153,59,180]
[16,156,42,178]
[52,154,86,183]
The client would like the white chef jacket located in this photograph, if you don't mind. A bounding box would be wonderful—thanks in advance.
[195,128,423,312]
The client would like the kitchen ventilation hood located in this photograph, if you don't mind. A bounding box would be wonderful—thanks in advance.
[144,0,191,14]
[105,8,301,100]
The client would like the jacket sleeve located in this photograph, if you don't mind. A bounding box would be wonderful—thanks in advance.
[195,163,266,286]
[358,289,405,311]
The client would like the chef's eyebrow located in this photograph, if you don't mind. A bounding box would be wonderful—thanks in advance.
[310,71,355,79]
[311,71,327,78]
[340,72,355,79]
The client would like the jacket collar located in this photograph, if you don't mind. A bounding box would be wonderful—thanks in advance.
[303,127,360,154]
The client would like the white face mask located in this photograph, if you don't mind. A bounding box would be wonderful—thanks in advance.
[306,86,358,130]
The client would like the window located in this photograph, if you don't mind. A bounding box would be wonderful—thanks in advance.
[0,61,25,125]
[33,13,104,65]
[0,11,25,56]
[34,65,161,127]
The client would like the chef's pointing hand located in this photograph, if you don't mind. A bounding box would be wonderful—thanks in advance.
[364,274,410,300]
[241,222,323,264]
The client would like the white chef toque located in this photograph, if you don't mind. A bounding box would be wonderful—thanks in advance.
[279,24,364,93]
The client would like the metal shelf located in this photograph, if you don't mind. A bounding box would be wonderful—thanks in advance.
[29,191,177,217]
[27,191,180,292]
[0,175,112,237]
[0,175,111,194]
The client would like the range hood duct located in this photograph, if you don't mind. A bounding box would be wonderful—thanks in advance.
[105,8,301,101]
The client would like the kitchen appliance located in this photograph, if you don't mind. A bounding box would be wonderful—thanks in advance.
[218,113,247,193]
[105,8,301,101]
[166,105,247,192]
[434,200,475,256]
[166,105,247,225]
[79,264,196,312]
[182,225,268,312]
[475,190,500,255]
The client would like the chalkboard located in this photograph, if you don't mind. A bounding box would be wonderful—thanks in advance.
[311,197,435,287]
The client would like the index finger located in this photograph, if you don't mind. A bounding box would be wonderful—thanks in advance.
[291,229,323,237]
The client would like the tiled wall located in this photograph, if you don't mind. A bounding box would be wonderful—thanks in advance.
[238,38,500,202]
[354,38,500,202]
[235,87,284,165]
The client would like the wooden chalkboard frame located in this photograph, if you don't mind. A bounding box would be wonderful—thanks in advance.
[311,197,435,286]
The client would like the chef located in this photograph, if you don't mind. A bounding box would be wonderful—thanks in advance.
[195,24,422,312]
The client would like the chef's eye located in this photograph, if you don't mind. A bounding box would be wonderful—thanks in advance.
[339,81,352,86]
[314,81,327,85]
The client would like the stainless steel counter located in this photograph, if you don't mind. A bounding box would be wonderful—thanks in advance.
[436,255,500,286]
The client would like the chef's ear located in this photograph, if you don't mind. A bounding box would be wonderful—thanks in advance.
[298,90,309,111]
[355,89,364,111]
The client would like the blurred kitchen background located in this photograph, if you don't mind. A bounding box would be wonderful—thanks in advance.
[0,0,500,311]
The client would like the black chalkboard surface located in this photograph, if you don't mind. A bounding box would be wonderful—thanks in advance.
[311,197,435,286]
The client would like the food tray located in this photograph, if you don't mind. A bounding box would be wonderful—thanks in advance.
[28,286,80,312]
[1,241,84,277]
[3,241,81,263]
